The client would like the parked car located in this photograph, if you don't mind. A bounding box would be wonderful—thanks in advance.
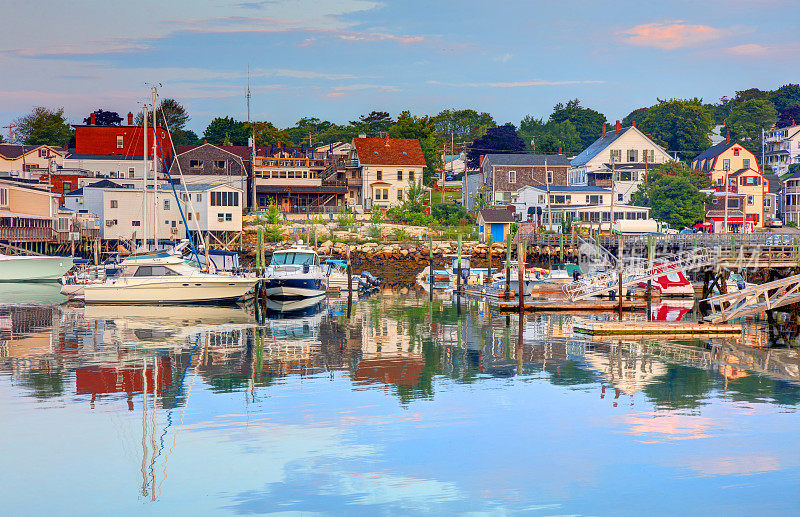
[770,219,784,228]
[445,174,455,181]
[679,228,694,234]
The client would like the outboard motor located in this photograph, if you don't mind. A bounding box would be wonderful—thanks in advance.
[361,271,380,286]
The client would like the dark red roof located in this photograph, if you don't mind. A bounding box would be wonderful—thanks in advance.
[0,144,65,159]
[353,137,426,167]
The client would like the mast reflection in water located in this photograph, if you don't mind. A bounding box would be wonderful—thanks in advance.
[0,293,799,515]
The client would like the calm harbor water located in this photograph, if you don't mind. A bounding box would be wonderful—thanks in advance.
[1,285,799,516]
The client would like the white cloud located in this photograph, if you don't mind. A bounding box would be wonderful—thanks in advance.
[494,53,513,63]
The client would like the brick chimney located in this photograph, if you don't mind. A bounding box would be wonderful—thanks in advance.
[602,123,606,138]
[89,112,96,125]
[615,120,621,135]
[726,132,730,144]
[558,148,563,155]
[384,133,390,147]
[203,139,207,144]
[792,119,796,127]
[632,120,636,128]
[127,112,133,125]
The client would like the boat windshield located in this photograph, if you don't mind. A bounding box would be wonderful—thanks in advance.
[271,252,318,266]
[133,266,180,277]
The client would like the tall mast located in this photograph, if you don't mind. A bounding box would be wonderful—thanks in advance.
[142,103,148,249]
[247,65,256,211]
[152,86,158,244]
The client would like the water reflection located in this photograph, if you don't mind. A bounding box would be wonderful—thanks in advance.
[0,293,799,514]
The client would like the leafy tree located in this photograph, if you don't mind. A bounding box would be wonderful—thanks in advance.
[431,109,495,142]
[401,179,428,213]
[726,99,777,156]
[134,98,190,131]
[622,107,649,127]
[387,110,441,174]
[84,109,122,126]
[203,117,249,146]
[518,116,582,155]
[0,133,4,144]
[548,99,607,149]
[639,98,713,160]
[349,111,394,136]
[285,117,336,146]
[777,106,800,128]
[13,107,74,147]
[171,129,200,146]
[466,123,525,168]
[630,161,710,228]
[769,84,800,112]
[249,121,294,147]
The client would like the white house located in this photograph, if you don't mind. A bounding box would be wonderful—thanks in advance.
[764,123,800,176]
[568,121,672,204]
[64,180,242,241]
[511,185,611,221]
[65,153,164,190]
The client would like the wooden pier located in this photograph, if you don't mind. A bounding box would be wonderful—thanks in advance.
[484,298,647,312]
[573,319,741,336]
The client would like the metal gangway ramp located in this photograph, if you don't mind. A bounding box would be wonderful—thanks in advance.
[703,274,800,323]
[562,249,715,301]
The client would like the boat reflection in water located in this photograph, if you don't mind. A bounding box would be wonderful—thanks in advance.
[0,292,799,514]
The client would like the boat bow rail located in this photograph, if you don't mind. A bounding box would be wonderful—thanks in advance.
[562,249,716,301]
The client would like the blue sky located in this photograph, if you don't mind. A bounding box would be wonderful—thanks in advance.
[1,0,797,135]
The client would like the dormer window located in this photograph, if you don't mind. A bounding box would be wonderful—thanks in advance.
[734,148,740,156]
[373,151,379,156]
[402,151,407,156]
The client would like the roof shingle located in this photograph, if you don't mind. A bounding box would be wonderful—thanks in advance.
[353,137,426,167]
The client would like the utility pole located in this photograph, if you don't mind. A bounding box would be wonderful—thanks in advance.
[545,158,552,233]
[609,153,616,235]
[723,162,730,234]
[247,65,256,212]
[142,101,149,250]
[2,124,14,143]
[151,85,158,244]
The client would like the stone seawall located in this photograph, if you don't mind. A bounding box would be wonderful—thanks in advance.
[249,241,581,287]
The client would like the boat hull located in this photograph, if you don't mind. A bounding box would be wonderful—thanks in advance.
[262,278,325,299]
[83,277,256,304]
[0,256,75,282]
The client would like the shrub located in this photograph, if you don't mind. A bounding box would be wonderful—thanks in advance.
[264,201,282,225]
[337,211,357,231]
[263,224,284,242]
[391,227,411,241]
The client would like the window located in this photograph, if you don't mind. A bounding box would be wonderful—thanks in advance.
[116,135,123,149]
[164,220,169,225]
[171,220,177,227]
[643,149,654,162]
[63,181,72,193]
[218,213,225,222]
[164,199,170,210]
[214,160,225,169]
[734,148,740,156]
[189,160,203,168]
[377,170,382,181]
[743,159,750,169]
[723,159,730,171]
[627,149,638,162]
[748,195,754,205]
[409,171,415,181]
[509,170,516,183]
[187,212,192,221]
[110,200,118,208]
[225,213,232,221]
[610,149,621,162]
[350,191,354,198]
[196,194,202,202]
[133,266,178,277]
[397,170,403,180]
[397,189,403,200]
[39,149,48,157]
[618,193,623,202]
[547,171,553,184]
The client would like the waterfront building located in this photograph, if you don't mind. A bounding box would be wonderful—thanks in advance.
[168,143,248,207]
[764,122,800,176]
[692,134,769,228]
[477,209,516,243]
[781,171,800,225]
[64,180,242,241]
[511,185,610,222]
[350,136,425,211]
[479,153,570,205]
[568,121,671,204]
[73,111,173,165]
[543,204,651,232]
[704,192,753,233]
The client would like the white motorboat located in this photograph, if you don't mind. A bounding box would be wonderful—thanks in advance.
[262,246,325,299]
[0,254,75,282]
[82,252,257,304]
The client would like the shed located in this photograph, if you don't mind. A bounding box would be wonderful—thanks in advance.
[477,209,516,243]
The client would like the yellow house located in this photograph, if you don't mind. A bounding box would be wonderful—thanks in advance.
[351,137,426,211]
[692,134,768,228]
[0,144,65,176]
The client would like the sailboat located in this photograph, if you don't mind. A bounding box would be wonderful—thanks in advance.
[82,87,257,305]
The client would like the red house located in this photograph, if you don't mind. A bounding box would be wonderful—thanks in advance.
[73,111,173,167]
[39,172,88,205]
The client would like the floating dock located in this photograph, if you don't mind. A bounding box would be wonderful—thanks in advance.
[482,298,648,312]
[573,319,741,336]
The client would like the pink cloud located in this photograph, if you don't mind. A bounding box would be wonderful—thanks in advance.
[619,21,728,50]
[725,41,800,57]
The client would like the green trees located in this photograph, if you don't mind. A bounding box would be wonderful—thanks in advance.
[203,117,249,146]
[768,84,800,112]
[13,107,73,147]
[548,99,607,149]
[349,111,394,136]
[630,162,710,228]
[639,99,713,160]
[84,109,122,126]
[431,109,495,142]
[134,98,190,131]
[622,107,649,127]
[518,116,582,155]
[387,110,441,174]
[726,99,777,156]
